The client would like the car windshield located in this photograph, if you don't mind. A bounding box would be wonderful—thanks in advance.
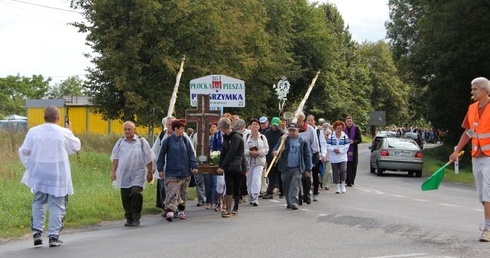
[386,138,419,150]
[404,133,417,139]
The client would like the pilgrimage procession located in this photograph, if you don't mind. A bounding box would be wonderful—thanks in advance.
[3,0,490,258]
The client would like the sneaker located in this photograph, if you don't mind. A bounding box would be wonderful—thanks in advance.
[291,206,298,210]
[340,184,346,193]
[124,219,133,226]
[214,204,221,212]
[131,219,140,226]
[221,211,232,218]
[178,212,186,220]
[480,226,490,242]
[312,195,318,201]
[262,194,273,199]
[33,232,43,246]
[303,195,311,204]
[252,202,258,206]
[166,212,174,222]
[231,210,238,216]
[48,236,63,247]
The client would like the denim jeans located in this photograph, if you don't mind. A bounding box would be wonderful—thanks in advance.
[31,191,67,237]
[203,174,217,205]
[194,174,205,204]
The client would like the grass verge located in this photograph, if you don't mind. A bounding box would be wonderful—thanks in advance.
[422,144,474,185]
[0,132,196,241]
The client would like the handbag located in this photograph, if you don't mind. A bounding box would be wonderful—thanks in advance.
[227,155,243,173]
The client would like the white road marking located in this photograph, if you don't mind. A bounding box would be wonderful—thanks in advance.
[390,194,405,198]
[413,199,430,202]
[365,253,430,258]
[438,203,460,208]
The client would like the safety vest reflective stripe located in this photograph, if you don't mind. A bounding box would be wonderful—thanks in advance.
[468,101,490,156]
[477,133,490,139]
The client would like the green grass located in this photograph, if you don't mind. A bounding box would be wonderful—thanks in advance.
[0,132,196,240]
[422,144,474,185]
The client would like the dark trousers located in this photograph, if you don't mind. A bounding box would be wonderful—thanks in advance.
[203,174,217,205]
[156,179,166,209]
[121,186,143,221]
[266,165,282,195]
[301,175,311,200]
[225,173,245,211]
[312,164,320,195]
[346,160,358,186]
[240,175,248,197]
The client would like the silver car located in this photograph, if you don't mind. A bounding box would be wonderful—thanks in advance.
[370,137,423,177]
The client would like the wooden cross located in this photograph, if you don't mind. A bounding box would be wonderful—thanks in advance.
[185,94,221,173]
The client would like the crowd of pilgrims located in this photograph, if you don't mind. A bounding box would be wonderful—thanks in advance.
[146,112,362,221]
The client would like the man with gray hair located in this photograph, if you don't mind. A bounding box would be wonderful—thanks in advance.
[450,77,490,242]
[19,106,81,247]
[296,112,319,204]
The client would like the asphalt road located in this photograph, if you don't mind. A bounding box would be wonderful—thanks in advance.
[2,143,490,258]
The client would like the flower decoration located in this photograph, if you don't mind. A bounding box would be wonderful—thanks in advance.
[210,151,221,166]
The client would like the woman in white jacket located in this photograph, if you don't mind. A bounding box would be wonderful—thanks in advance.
[327,121,350,194]
[244,118,269,206]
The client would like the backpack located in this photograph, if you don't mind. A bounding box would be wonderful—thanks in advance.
[245,133,265,144]
[116,136,147,161]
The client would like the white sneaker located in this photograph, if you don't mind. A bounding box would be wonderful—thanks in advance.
[480,226,490,242]
[340,184,346,193]
[336,184,341,194]
[312,195,318,201]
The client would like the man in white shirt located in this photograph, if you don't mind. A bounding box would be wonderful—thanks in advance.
[19,105,81,247]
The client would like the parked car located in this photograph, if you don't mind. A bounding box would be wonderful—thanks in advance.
[370,137,423,177]
[403,132,424,149]
[369,130,397,152]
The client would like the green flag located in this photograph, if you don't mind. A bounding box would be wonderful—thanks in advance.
[421,162,450,191]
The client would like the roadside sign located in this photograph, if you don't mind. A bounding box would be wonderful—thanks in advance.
[368,111,386,126]
[189,75,245,108]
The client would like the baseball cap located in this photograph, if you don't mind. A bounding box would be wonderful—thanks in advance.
[271,117,280,126]
[259,116,268,123]
[287,123,298,130]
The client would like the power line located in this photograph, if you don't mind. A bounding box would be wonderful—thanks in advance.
[6,0,82,14]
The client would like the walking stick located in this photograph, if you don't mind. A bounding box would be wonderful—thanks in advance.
[264,70,321,178]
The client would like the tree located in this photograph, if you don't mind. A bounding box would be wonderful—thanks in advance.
[386,0,490,145]
[0,75,50,117]
[71,0,272,126]
[48,76,84,98]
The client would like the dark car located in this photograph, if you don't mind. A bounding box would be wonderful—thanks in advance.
[403,132,424,149]
[370,137,423,177]
[369,131,397,152]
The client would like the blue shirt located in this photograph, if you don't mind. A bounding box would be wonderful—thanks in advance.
[286,138,300,168]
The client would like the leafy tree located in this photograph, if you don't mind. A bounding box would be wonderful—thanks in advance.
[386,0,490,145]
[317,3,372,125]
[48,76,84,98]
[361,41,409,125]
[71,0,272,126]
[0,75,50,117]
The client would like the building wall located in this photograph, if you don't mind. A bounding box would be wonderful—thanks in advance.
[27,106,156,136]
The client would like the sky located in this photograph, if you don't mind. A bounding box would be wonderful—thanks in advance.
[0,0,389,84]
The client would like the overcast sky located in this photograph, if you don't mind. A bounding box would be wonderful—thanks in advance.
[0,0,389,84]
